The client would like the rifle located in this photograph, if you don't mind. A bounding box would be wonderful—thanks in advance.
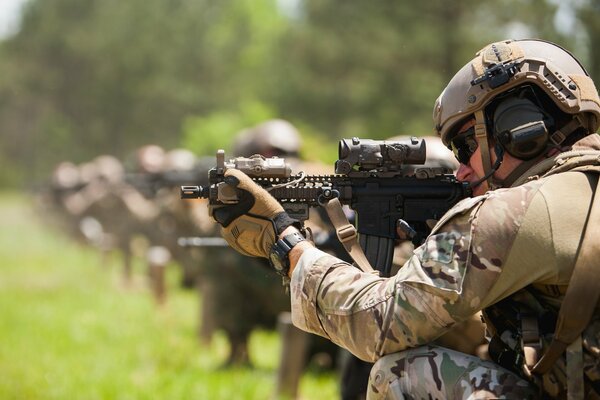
[181,137,470,277]
[177,237,229,247]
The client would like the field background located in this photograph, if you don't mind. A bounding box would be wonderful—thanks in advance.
[0,193,338,399]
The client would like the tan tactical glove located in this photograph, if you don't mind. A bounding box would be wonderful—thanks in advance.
[210,169,299,258]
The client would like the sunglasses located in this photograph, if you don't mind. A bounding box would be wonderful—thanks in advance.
[450,127,479,165]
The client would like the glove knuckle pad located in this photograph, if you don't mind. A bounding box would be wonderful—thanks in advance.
[222,215,276,258]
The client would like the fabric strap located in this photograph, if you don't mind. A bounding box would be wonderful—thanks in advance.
[322,197,375,274]
[474,110,495,189]
[549,117,583,146]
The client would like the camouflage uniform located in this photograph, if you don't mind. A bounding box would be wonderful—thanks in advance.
[289,135,600,399]
[341,136,487,399]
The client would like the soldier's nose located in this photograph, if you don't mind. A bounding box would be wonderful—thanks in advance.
[455,163,472,182]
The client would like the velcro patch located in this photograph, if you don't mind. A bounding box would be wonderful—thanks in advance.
[570,74,600,107]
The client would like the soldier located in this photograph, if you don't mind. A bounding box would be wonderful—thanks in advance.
[389,135,486,360]
[125,146,213,302]
[199,121,301,366]
[77,154,159,283]
[338,135,484,399]
[336,136,487,400]
[208,39,600,399]
[41,161,89,242]
[201,120,341,392]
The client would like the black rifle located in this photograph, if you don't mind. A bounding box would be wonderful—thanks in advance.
[181,137,470,277]
[177,236,229,247]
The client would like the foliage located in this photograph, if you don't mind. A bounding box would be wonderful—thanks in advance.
[0,0,286,184]
[1,0,600,187]
[0,192,338,399]
[181,100,276,156]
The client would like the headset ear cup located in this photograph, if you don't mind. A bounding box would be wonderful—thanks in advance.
[496,130,511,148]
[505,122,549,159]
[492,95,549,160]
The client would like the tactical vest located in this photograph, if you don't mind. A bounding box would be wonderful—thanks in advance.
[482,151,600,399]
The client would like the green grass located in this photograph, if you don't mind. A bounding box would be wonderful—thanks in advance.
[0,192,338,399]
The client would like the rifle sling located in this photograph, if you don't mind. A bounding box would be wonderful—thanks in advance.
[527,173,600,396]
[322,198,376,274]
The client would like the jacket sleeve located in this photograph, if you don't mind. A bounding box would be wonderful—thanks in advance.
[290,182,545,362]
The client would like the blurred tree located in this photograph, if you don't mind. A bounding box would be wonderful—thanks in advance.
[577,0,600,84]
[0,0,285,185]
[263,0,501,140]
[0,0,585,187]
[181,100,276,156]
[264,0,578,141]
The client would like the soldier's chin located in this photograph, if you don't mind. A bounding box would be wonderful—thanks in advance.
[473,187,487,197]
[469,180,488,197]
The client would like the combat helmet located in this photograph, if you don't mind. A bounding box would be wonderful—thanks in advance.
[233,119,302,157]
[93,155,124,185]
[52,161,81,190]
[136,145,166,174]
[163,149,196,172]
[434,39,600,188]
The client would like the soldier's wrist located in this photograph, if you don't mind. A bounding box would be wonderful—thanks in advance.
[278,226,314,277]
[279,225,301,240]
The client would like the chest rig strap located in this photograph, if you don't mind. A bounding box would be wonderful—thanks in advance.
[524,173,600,400]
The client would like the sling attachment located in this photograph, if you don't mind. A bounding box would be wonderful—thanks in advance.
[321,197,376,274]
[524,174,600,400]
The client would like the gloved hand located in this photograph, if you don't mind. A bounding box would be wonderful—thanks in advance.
[210,169,299,258]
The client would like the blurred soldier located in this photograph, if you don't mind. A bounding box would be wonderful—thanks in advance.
[125,146,211,303]
[74,154,159,283]
[234,120,343,397]
[198,120,339,383]
[232,119,302,159]
[157,148,208,288]
[40,161,89,243]
[43,155,158,282]
[199,121,303,367]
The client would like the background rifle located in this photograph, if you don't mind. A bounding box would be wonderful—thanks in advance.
[177,237,229,247]
[127,157,213,199]
[181,137,470,277]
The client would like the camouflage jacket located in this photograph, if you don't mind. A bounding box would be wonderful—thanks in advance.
[290,135,600,394]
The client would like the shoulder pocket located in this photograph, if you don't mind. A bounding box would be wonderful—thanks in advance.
[409,230,466,294]
[400,196,485,296]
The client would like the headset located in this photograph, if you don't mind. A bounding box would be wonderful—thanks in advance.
[488,86,555,160]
